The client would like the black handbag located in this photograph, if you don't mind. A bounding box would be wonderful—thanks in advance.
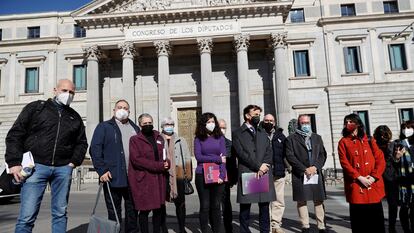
[179,143,194,195]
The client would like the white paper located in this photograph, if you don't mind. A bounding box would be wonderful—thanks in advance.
[303,174,319,185]
[5,151,35,174]
[162,148,167,161]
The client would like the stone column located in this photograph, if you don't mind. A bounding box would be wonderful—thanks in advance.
[154,40,171,128]
[271,32,290,131]
[234,34,250,121]
[197,37,214,113]
[84,45,101,142]
[119,42,137,122]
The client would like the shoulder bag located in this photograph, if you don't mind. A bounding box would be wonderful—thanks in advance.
[179,142,194,195]
[87,182,120,233]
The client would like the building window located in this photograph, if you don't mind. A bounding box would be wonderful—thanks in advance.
[384,1,399,14]
[25,67,39,93]
[344,46,362,74]
[341,4,356,16]
[354,110,370,136]
[74,25,86,38]
[293,50,310,77]
[399,108,414,124]
[73,65,87,90]
[290,9,305,23]
[308,114,317,133]
[389,44,407,71]
[0,29,2,41]
[27,26,40,39]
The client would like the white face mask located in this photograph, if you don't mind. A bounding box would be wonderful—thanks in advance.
[56,92,74,106]
[403,128,414,138]
[206,122,216,132]
[115,109,129,121]
[221,128,226,135]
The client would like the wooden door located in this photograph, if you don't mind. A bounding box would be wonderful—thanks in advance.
[177,108,201,157]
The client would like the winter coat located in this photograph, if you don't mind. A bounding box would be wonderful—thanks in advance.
[232,124,276,204]
[128,131,168,211]
[172,136,193,181]
[338,134,385,204]
[271,128,287,178]
[5,99,87,167]
[285,132,327,202]
[90,117,140,187]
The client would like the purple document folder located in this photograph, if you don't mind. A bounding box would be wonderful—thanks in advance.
[241,173,269,195]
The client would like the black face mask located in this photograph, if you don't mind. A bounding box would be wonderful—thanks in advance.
[141,125,154,136]
[251,116,260,127]
[263,122,274,132]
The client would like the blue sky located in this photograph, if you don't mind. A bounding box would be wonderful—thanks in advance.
[0,0,92,15]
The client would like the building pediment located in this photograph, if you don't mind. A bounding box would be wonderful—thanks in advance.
[72,0,284,16]
[72,0,293,28]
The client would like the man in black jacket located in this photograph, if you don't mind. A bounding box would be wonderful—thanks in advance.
[5,79,88,233]
[261,114,287,233]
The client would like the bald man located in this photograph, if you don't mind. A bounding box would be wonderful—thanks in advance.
[6,79,88,233]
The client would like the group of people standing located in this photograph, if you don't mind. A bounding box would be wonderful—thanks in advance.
[90,102,329,233]
[338,113,414,233]
[4,79,412,233]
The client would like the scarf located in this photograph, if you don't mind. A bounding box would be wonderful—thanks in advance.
[398,139,414,205]
[296,129,313,163]
[164,134,178,201]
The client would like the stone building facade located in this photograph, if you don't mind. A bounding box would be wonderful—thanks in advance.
[0,0,413,169]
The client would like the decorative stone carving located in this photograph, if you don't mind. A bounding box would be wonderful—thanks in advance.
[119,42,136,58]
[110,0,256,13]
[154,40,172,57]
[234,34,250,52]
[197,38,213,54]
[271,32,287,49]
[84,45,101,61]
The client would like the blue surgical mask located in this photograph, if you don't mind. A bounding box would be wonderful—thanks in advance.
[163,126,174,135]
[301,124,312,134]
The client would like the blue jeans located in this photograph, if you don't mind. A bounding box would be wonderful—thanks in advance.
[15,163,73,233]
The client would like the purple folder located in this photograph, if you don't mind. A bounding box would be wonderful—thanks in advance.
[241,173,269,195]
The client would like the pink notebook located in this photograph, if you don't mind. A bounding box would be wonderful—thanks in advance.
[203,163,227,184]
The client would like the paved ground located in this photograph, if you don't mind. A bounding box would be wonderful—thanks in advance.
[0,182,399,233]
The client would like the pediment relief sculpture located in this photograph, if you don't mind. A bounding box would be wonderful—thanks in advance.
[108,0,266,13]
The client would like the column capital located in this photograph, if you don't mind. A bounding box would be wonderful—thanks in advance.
[271,32,287,49]
[84,45,101,61]
[197,37,213,54]
[154,40,172,57]
[234,34,250,52]
[119,42,137,59]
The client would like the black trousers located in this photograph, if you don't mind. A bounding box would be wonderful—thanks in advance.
[384,180,399,230]
[195,173,224,233]
[161,178,187,233]
[349,202,385,233]
[400,202,414,233]
[103,183,138,233]
[239,202,270,233]
[139,206,163,233]
[222,183,233,233]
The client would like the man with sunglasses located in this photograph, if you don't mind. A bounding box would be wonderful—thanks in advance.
[5,79,88,233]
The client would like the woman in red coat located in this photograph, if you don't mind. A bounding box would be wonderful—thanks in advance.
[128,113,170,233]
[338,113,385,233]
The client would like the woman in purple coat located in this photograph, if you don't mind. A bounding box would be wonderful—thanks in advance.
[128,113,170,233]
[194,112,227,233]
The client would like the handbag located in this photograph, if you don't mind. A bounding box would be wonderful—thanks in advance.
[179,143,194,195]
[87,182,120,233]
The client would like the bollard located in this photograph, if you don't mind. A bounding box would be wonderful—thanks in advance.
[76,167,82,191]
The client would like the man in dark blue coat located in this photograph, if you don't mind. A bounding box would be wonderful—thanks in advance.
[261,114,287,233]
[90,99,140,233]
